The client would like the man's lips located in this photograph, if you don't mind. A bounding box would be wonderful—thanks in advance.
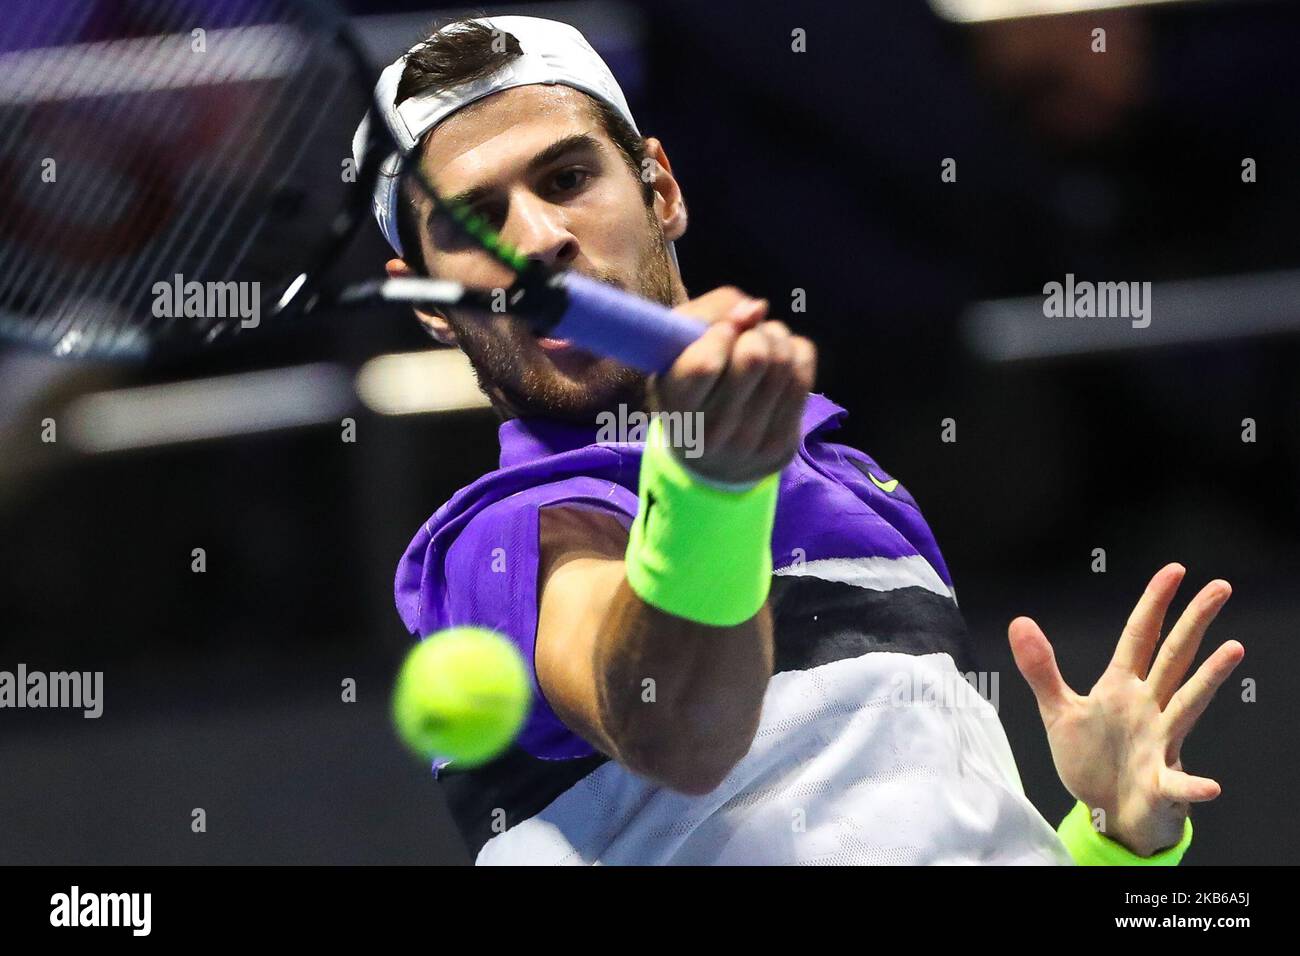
[536,336,571,352]
[536,335,602,370]
[533,273,622,356]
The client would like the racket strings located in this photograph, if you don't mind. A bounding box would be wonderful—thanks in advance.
[0,0,100,296]
[107,4,329,344]
[113,14,309,334]
[0,0,363,357]
[1,4,178,311]
[77,10,281,341]
[0,2,199,352]
[176,29,343,317]
[6,4,201,353]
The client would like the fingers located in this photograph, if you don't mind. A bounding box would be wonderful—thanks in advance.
[1162,639,1245,757]
[698,311,779,449]
[1148,579,1232,708]
[658,286,817,483]
[723,321,799,456]
[764,335,817,457]
[1110,563,1185,678]
[1160,766,1222,804]
[1008,616,1075,728]
[659,290,769,411]
[673,286,766,330]
[658,312,745,409]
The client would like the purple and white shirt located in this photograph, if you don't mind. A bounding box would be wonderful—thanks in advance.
[396,393,1071,865]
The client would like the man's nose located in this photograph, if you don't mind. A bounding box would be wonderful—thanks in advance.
[506,193,580,270]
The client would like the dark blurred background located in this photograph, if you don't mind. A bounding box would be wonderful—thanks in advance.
[1,0,1297,864]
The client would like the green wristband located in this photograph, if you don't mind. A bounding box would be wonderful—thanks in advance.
[1057,800,1193,866]
[624,416,779,627]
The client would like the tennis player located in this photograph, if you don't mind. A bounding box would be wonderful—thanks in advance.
[356,15,1244,865]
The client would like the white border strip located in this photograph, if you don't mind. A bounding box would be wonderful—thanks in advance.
[774,555,954,601]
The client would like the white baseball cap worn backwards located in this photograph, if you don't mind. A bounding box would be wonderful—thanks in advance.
[352,15,676,270]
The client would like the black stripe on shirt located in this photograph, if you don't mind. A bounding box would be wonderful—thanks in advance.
[768,575,974,675]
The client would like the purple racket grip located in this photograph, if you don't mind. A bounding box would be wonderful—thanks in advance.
[549,272,708,374]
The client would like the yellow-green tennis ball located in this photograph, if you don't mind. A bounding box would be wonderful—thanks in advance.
[391,626,530,768]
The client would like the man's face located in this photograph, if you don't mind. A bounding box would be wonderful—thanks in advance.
[406,84,682,421]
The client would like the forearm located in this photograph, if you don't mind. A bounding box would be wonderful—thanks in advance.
[536,413,782,795]
[593,574,773,794]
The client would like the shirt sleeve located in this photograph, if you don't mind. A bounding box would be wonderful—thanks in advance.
[807,437,957,594]
[397,476,639,761]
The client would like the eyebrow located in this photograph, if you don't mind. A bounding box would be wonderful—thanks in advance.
[434,132,605,216]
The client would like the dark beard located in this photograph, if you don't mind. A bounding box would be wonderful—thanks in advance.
[447,211,678,425]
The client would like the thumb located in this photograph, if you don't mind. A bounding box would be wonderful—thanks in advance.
[1008,616,1073,727]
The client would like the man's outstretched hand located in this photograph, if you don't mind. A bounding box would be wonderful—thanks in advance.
[1008,563,1245,857]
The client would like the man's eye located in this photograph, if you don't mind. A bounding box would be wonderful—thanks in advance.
[550,168,590,193]
[432,216,475,248]
[460,204,506,233]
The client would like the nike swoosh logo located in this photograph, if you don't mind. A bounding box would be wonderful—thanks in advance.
[867,472,898,493]
[847,456,899,493]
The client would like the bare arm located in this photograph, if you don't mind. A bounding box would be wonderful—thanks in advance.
[536,505,773,795]
[534,286,816,796]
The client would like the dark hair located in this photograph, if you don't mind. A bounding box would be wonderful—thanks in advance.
[392,18,653,275]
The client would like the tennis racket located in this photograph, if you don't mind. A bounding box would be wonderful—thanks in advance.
[0,0,707,372]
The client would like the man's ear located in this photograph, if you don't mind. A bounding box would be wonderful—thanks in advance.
[386,258,457,346]
[641,137,687,243]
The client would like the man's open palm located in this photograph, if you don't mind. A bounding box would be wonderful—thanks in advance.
[1009,563,1245,856]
